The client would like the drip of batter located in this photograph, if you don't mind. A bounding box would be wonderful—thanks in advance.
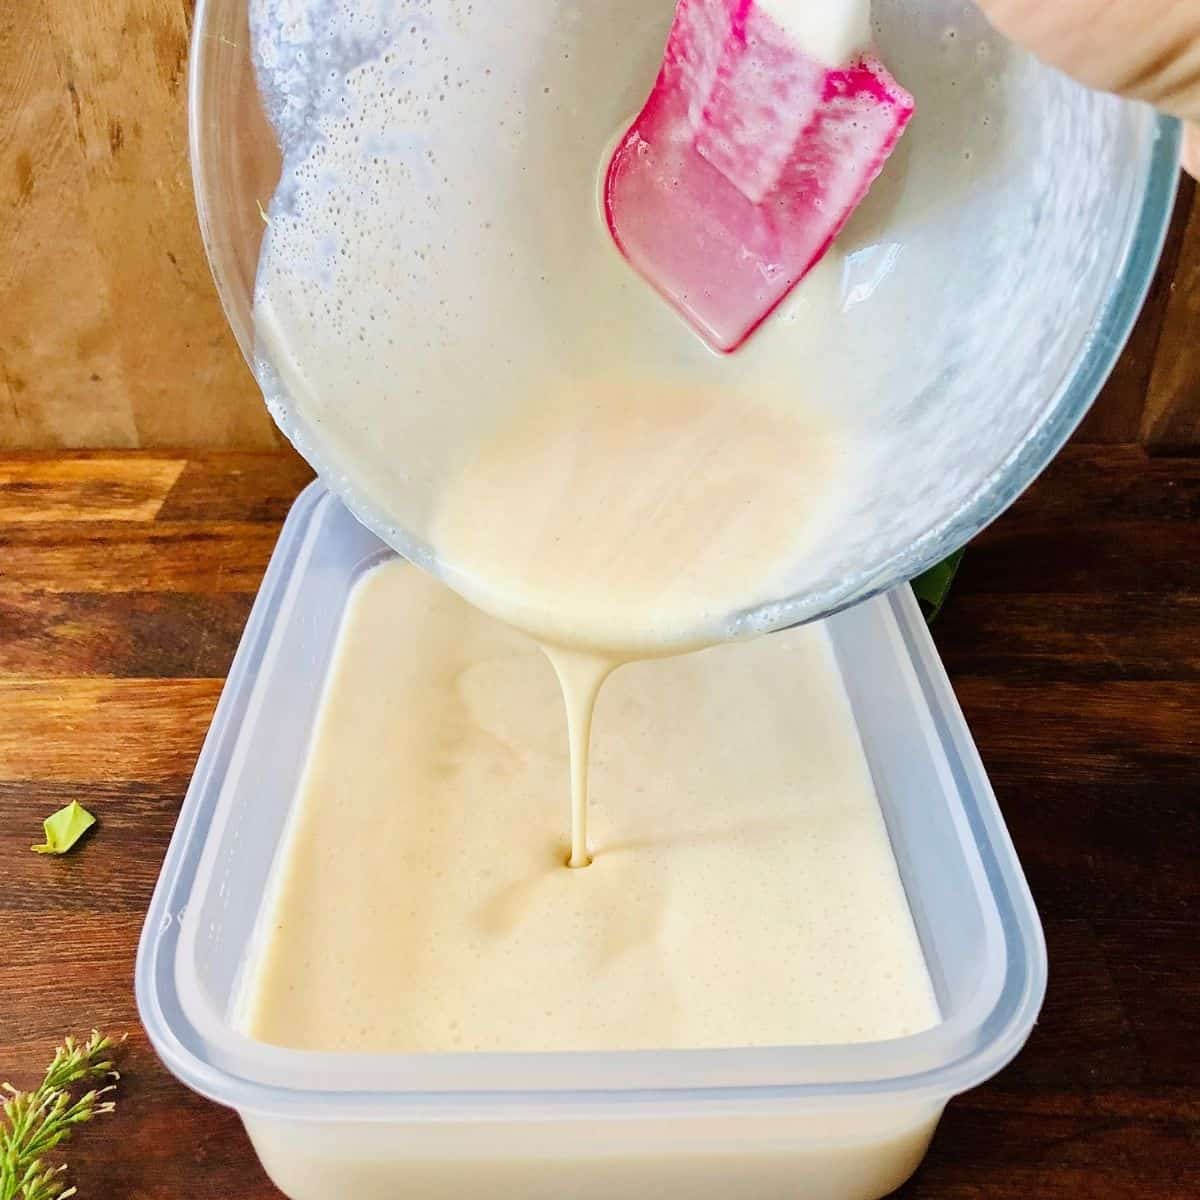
[545,648,614,869]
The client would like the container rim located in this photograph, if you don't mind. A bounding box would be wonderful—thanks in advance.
[136,483,1047,1123]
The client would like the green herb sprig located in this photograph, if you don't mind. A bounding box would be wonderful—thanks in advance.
[0,1033,120,1200]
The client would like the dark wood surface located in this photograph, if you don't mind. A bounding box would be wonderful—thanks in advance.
[1074,174,1197,447]
[0,444,1197,1199]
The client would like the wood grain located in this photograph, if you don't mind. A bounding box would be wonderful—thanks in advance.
[153,450,314,521]
[0,0,277,450]
[932,593,1200,682]
[0,592,254,678]
[1078,176,1198,443]
[0,520,286,597]
[0,2,137,447]
[971,443,1200,524]
[1142,184,1200,450]
[0,678,221,781]
[0,455,185,521]
[0,448,1196,1199]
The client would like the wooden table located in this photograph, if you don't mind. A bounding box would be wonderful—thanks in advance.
[1,436,1197,1198]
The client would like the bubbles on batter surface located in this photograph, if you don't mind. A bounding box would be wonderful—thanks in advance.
[250,0,502,391]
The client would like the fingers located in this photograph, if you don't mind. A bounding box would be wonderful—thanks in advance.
[1185,122,1200,181]
[973,0,1200,119]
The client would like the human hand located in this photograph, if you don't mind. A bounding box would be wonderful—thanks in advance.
[976,0,1200,177]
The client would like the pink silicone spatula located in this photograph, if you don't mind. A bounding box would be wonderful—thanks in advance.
[605,0,914,353]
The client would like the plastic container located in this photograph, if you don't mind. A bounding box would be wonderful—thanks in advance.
[137,484,1047,1200]
[188,0,1183,638]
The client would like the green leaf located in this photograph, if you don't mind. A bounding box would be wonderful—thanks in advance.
[30,803,96,856]
[912,549,966,624]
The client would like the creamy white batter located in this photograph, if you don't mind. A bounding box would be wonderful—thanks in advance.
[249,0,897,658]
[252,0,1139,649]
[243,560,938,1053]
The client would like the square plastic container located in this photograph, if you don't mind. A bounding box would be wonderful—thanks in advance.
[136,483,1046,1200]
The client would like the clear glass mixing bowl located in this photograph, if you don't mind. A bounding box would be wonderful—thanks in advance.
[190,0,1182,633]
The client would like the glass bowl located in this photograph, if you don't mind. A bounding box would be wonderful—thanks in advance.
[189,0,1182,635]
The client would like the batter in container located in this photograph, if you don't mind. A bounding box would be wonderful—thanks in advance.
[244,561,938,1053]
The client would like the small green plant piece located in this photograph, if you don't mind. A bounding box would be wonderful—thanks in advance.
[30,804,95,856]
[0,1033,120,1200]
[912,549,966,624]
